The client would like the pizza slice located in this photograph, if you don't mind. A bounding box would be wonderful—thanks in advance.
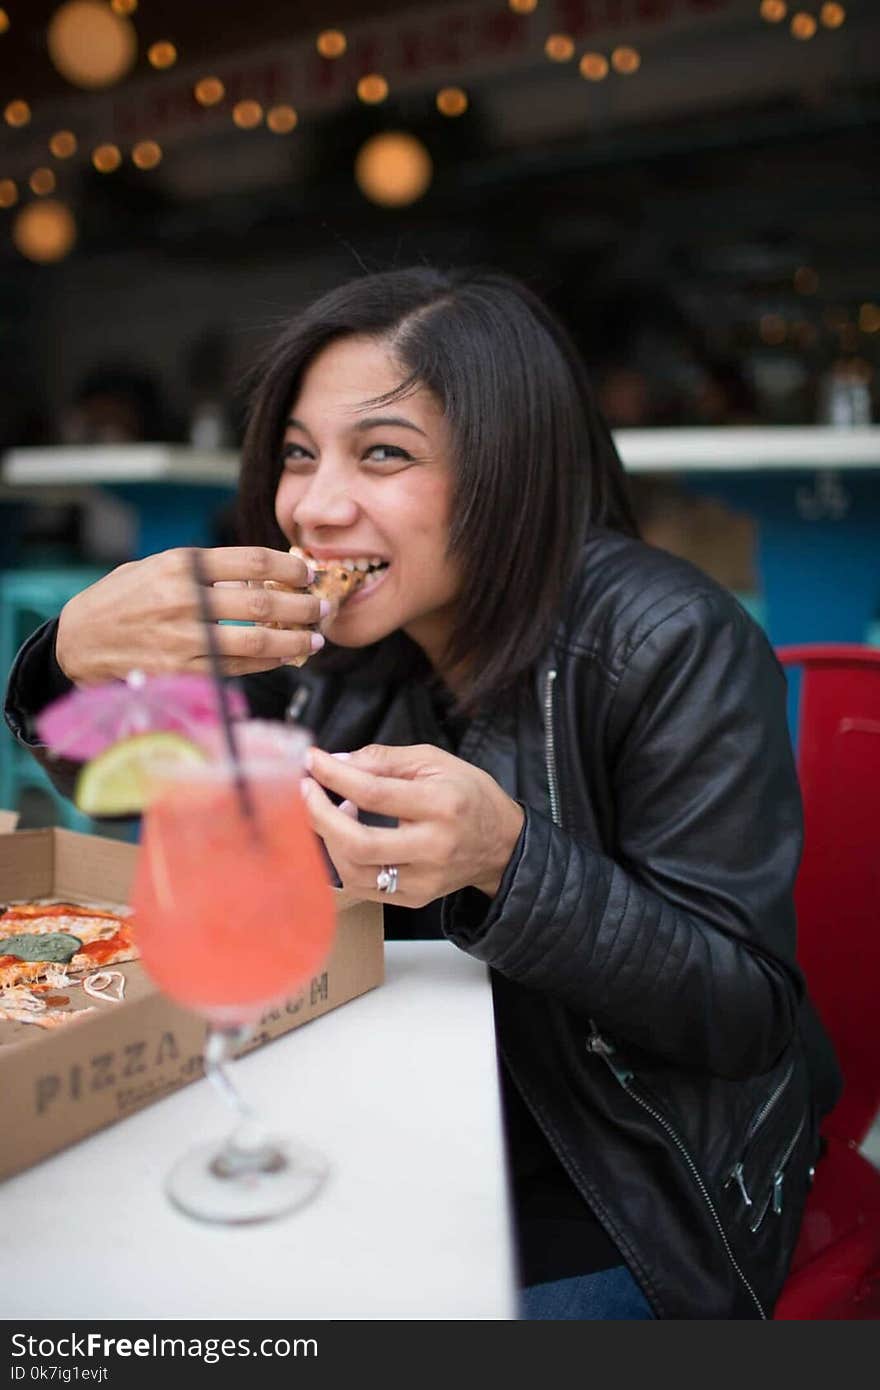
[0,901,138,992]
[261,545,370,667]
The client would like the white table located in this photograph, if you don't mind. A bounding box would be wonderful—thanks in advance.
[2,942,516,1321]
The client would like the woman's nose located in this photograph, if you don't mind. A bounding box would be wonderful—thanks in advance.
[290,468,360,531]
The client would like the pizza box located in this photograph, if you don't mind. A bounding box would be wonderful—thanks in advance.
[0,826,384,1182]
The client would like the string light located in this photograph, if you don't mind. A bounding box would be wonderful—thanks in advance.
[92,143,122,172]
[316,30,346,58]
[267,105,298,133]
[760,314,787,345]
[111,0,138,13]
[436,87,468,117]
[13,199,77,262]
[5,100,31,128]
[49,130,78,158]
[232,100,263,129]
[357,74,389,104]
[793,266,819,295]
[545,35,575,62]
[790,11,817,39]
[0,10,9,36]
[611,47,641,75]
[0,179,18,208]
[759,0,787,21]
[508,0,538,13]
[579,53,609,81]
[194,77,225,106]
[858,304,880,334]
[48,1,137,90]
[820,3,845,26]
[355,132,432,207]
[29,168,56,196]
[132,140,162,168]
[148,41,177,70]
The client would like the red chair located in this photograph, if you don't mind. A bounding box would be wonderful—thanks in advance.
[772,644,880,1320]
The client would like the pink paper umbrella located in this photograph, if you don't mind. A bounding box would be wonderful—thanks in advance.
[35,670,249,760]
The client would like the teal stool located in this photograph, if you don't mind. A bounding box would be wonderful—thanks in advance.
[0,567,105,829]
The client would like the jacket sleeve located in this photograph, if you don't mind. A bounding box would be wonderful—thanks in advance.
[3,620,295,802]
[443,594,805,1080]
[3,619,82,800]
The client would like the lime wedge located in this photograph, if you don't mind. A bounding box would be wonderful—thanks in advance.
[75,732,209,816]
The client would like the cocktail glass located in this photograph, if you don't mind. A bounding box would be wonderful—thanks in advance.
[130,729,336,1224]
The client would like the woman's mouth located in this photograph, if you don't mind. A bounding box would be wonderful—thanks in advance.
[346,561,391,605]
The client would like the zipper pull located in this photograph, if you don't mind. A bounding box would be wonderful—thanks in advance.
[724,1162,753,1209]
[771,1170,784,1216]
[586,1026,633,1085]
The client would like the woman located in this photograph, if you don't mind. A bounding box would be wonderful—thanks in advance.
[5,267,840,1319]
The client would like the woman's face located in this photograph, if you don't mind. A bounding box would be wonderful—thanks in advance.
[274,335,462,668]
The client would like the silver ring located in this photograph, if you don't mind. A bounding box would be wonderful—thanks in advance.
[376,865,399,895]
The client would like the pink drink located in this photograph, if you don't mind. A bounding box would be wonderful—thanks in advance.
[131,762,335,1024]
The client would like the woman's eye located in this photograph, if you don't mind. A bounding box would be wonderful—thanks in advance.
[364,444,411,464]
[281,443,313,468]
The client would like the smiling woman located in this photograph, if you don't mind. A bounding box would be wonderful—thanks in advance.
[237,267,638,712]
[5,265,840,1322]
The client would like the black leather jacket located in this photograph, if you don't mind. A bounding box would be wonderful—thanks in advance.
[5,528,840,1318]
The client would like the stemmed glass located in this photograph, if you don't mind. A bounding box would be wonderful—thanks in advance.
[130,726,337,1225]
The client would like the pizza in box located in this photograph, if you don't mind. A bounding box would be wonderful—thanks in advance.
[0,900,138,1030]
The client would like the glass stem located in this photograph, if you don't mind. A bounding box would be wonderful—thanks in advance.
[203,1025,287,1177]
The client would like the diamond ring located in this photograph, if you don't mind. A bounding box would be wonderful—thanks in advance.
[376,865,399,895]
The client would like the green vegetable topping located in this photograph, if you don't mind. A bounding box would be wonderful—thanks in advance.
[0,932,83,964]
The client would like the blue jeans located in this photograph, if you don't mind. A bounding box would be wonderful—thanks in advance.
[520,1264,655,1320]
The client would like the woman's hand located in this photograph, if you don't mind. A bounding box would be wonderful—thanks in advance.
[301,744,525,905]
[55,547,326,685]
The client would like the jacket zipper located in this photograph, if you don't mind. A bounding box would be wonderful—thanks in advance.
[543,668,562,826]
[586,1026,767,1320]
[748,1113,807,1235]
[724,1058,796,1209]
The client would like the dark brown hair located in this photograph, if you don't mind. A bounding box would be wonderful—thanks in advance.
[238,266,638,712]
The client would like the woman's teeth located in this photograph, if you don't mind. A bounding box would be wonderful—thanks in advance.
[338,557,388,573]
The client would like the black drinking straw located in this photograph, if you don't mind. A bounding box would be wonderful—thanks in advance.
[189,549,258,834]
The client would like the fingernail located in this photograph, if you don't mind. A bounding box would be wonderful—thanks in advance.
[300,776,312,797]
[303,559,317,584]
[304,748,314,771]
[319,599,332,619]
[332,751,351,760]
[310,632,325,652]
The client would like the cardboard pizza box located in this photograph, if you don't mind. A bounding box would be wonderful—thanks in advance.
[0,827,384,1182]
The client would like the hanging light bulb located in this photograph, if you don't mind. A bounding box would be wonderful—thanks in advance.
[49,130,78,158]
[267,105,298,134]
[29,167,57,196]
[316,30,346,58]
[355,132,432,208]
[0,179,19,208]
[194,77,225,107]
[5,100,31,128]
[545,35,575,62]
[47,1,137,89]
[92,143,122,172]
[579,53,609,81]
[436,87,468,117]
[148,41,177,70]
[232,101,263,129]
[357,74,389,104]
[13,199,77,263]
[132,140,162,169]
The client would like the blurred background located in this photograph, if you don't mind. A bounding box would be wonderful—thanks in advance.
[1,0,879,828]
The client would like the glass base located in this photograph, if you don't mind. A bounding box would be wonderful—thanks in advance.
[165,1136,329,1225]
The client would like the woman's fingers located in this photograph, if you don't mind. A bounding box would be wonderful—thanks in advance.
[209,583,324,628]
[208,620,322,668]
[194,546,314,588]
[300,777,425,866]
[306,746,435,819]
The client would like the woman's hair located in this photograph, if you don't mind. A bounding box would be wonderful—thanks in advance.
[238,266,638,712]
